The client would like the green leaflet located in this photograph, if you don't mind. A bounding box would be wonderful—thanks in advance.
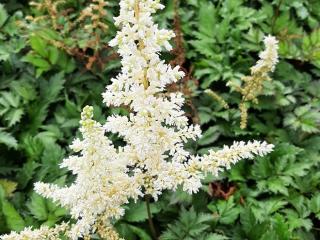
[124,200,161,223]
[0,186,25,231]
[0,130,18,149]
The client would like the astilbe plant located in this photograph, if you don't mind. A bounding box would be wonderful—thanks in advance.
[1,0,277,239]
[234,36,279,129]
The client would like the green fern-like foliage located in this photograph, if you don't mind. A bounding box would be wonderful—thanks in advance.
[160,208,224,240]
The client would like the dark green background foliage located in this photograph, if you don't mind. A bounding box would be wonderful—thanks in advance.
[0,0,319,239]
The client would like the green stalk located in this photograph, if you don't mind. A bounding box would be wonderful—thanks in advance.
[145,195,158,240]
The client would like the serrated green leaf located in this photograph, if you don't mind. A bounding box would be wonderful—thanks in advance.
[1,92,20,108]
[10,81,37,101]
[198,126,220,146]
[5,108,24,127]
[286,210,312,231]
[16,161,39,189]
[0,130,18,149]
[198,2,216,38]
[22,53,51,69]
[41,143,64,165]
[0,45,10,61]
[43,214,59,227]
[42,72,65,103]
[208,197,240,224]
[161,208,212,240]
[27,193,48,221]
[0,186,25,231]
[0,4,8,28]
[124,201,161,222]
[205,233,229,240]
[48,46,59,65]
[240,207,256,234]
[310,193,320,219]
[115,223,136,240]
[1,199,26,231]
[30,35,48,58]
[267,177,289,196]
[259,199,287,216]
[128,225,152,240]
[284,162,312,177]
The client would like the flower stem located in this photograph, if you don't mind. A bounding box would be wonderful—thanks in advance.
[145,195,158,240]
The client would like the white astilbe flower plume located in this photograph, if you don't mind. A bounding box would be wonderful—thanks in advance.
[1,223,69,240]
[101,0,274,198]
[33,106,140,239]
[235,35,279,129]
[0,0,275,239]
[251,35,279,74]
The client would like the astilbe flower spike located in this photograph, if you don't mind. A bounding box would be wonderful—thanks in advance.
[1,223,69,240]
[1,0,275,239]
[237,35,279,129]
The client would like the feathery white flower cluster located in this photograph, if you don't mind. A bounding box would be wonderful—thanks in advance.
[0,1,274,239]
[236,35,279,129]
[100,0,273,198]
[251,35,279,74]
[34,105,140,239]
[1,223,69,240]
